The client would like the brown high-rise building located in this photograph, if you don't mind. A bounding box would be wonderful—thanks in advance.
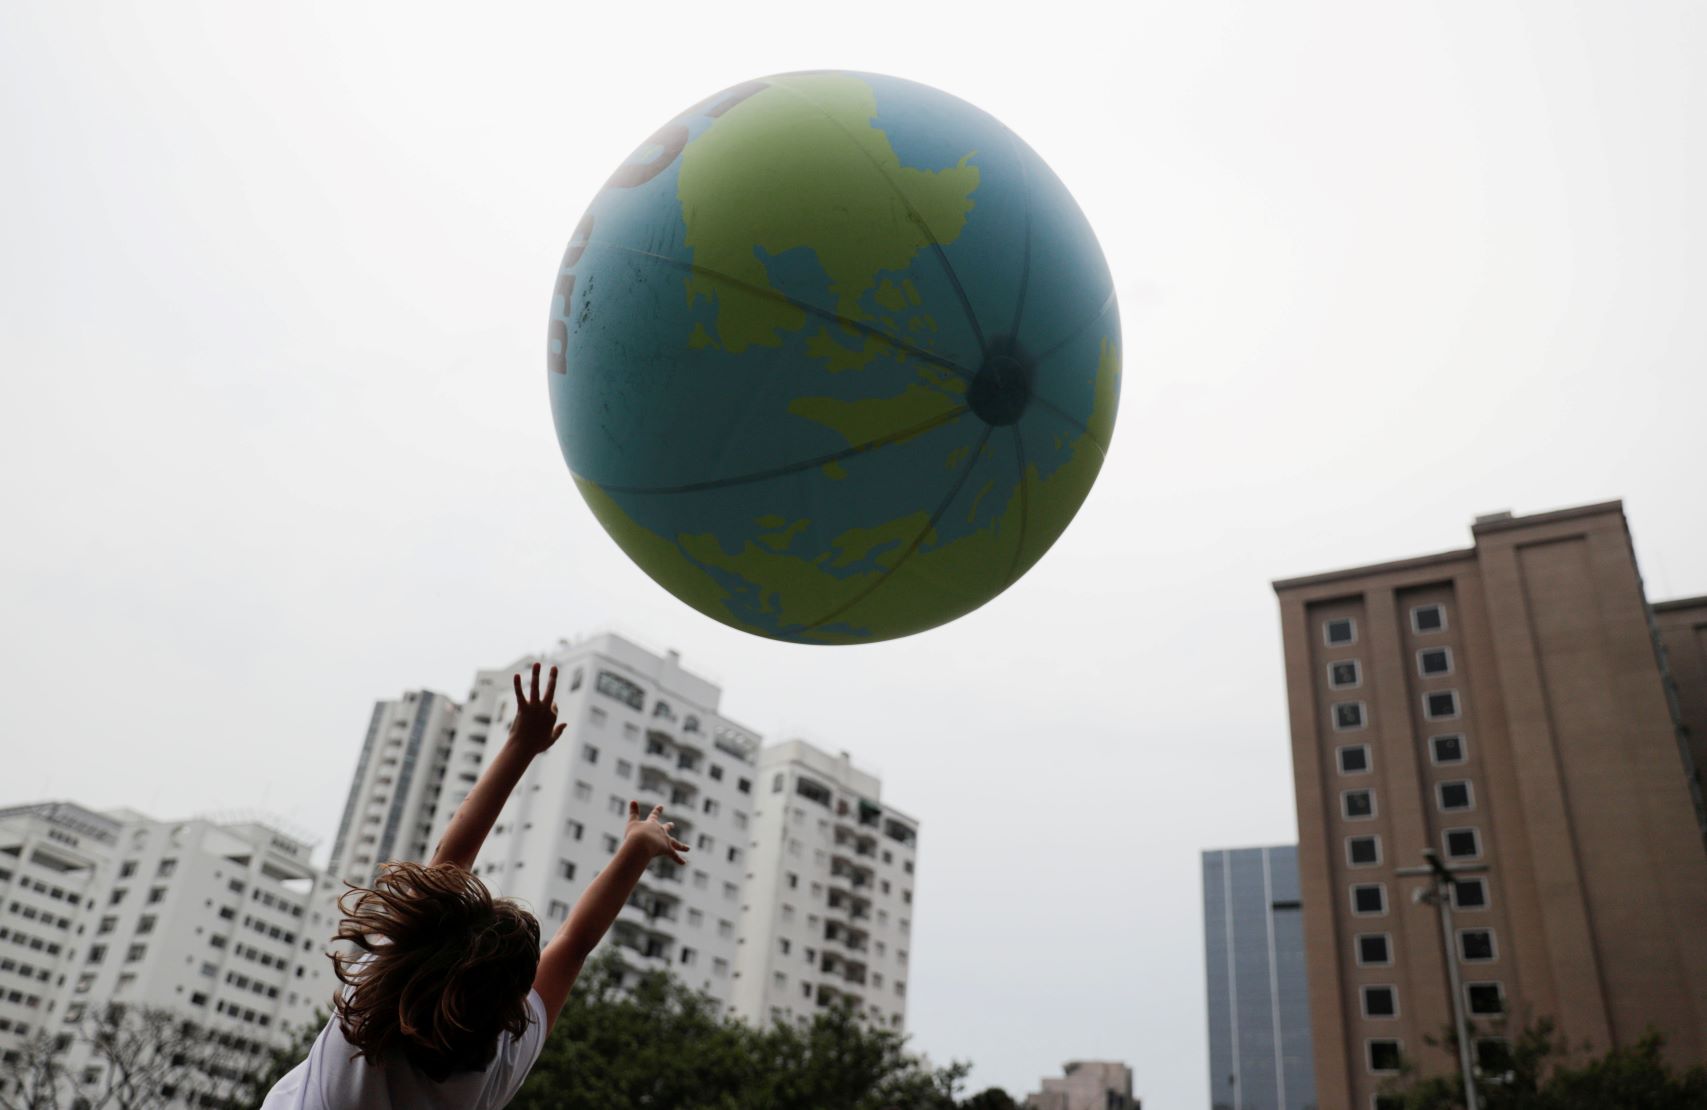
[1272,500,1707,1109]
[1655,595,1707,807]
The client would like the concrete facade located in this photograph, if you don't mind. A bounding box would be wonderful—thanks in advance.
[730,740,918,1031]
[1273,501,1707,1109]
[1202,845,1315,1110]
[0,802,341,1106]
[1024,1060,1140,1109]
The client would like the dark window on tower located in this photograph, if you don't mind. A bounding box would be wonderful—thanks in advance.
[1419,647,1452,676]
[1439,781,1473,811]
[1362,986,1397,1018]
[1431,734,1466,764]
[1325,618,1356,645]
[1444,828,1481,859]
[1459,929,1496,962]
[1329,660,1361,688]
[1347,836,1380,866]
[1351,884,1386,915]
[1338,745,1370,774]
[1425,691,1461,719]
[1334,702,1367,730]
[1368,1040,1402,1073]
[1343,790,1375,820]
[1466,983,1505,1016]
[1412,604,1445,632]
[1452,878,1488,910]
[1357,934,1391,965]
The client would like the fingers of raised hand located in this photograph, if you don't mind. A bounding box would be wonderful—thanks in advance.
[529,662,541,702]
[628,800,642,821]
[513,673,525,705]
[551,723,566,740]
[543,666,558,704]
[649,804,665,821]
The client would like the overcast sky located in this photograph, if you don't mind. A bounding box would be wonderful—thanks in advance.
[4,2,1705,1104]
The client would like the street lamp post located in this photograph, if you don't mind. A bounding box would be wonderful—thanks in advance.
[1397,850,1488,1110]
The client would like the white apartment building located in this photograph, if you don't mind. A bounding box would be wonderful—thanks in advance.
[327,689,461,888]
[424,634,764,1010]
[730,741,919,1033]
[0,802,343,1106]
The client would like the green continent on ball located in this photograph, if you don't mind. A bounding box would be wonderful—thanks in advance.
[548,71,1121,644]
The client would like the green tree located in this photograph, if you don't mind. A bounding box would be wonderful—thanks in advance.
[513,949,969,1110]
[1378,1019,1707,1110]
[958,1087,1022,1110]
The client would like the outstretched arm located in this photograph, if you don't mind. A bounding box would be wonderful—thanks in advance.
[533,802,689,1029]
[429,663,564,871]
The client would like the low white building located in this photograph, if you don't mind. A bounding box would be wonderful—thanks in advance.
[730,740,919,1033]
[0,802,343,1106]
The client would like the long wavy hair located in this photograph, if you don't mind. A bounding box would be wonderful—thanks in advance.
[330,861,541,1080]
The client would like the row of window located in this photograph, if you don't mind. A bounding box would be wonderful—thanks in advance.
[1349,866,1489,916]
[1353,927,1498,969]
[1326,646,1453,691]
[6,874,85,907]
[1324,604,1447,647]
[0,926,62,957]
[1332,689,1462,732]
[1339,734,1468,776]
[0,956,51,984]
[1339,779,1475,822]
[4,902,73,931]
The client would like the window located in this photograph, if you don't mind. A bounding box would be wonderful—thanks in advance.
[548,899,569,919]
[616,759,633,778]
[566,819,584,840]
[1351,884,1386,915]
[125,944,146,963]
[135,915,156,936]
[708,763,723,781]
[679,947,696,966]
[1459,929,1496,962]
[1368,1040,1402,1073]
[1356,933,1391,966]
[1438,781,1474,811]
[1342,789,1376,820]
[1425,690,1460,720]
[1325,618,1356,646]
[1430,734,1466,765]
[1466,982,1504,1016]
[608,795,625,815]
[1412,604,1446,633]
[1418,647,1453,676]
[558,860,576,881]
[1347,836,1381,867]
[1333,702,1366,731]
[570,668,584,691]
[1338,745,1370,774]
[1328,660,1361,688]
[582,744,599,764]
[595,670,644,710]
[147,887,166,905]
[738,778,752,794]
[1452,877,1488,910]
[687,908,703,927]
[1443,827,1481,859]
[1362,985,1397,1019]
[692,871,708,890]
[771,773,785,794]
[786,872,798,889]
[1476,1038,1513,1077]
[602,834,620,853]
[118,861,137,879]
[573,781,592,802]
[156,859,177,878]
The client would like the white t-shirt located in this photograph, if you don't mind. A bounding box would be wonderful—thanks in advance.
[259,990,548,1110]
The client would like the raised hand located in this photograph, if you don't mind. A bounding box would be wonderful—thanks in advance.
[509,662,566,756]
[625,802,689,864]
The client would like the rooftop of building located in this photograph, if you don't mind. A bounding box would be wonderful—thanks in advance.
[1654,595,1707,613]
[1271,499,1627,593]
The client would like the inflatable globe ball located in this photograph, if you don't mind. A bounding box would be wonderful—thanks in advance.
[548,71,1120,645]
